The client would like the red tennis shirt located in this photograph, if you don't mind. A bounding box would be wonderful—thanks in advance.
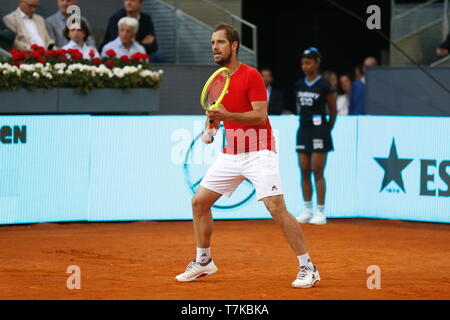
[221,64,275,155]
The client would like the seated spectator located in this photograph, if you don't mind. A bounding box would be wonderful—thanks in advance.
[436,33,450,57]
[260,68,285,115]
[3,0,54,51]
[323,71,338,91]
[349,57,378,115]
[101,17,146,58]
[336,74,352,116]
[101,0,163,62]
[63,20,99,59]
[0,19,16,51]
[46,0,96,49]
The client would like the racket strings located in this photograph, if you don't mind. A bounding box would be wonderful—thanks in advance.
[205,72,227,108]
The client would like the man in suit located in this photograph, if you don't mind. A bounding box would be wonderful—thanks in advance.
[261,68,285,115]
[348,57,378,115]
[3,0,54,51]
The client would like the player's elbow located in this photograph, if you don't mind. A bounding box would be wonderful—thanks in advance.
[257,112,268,126]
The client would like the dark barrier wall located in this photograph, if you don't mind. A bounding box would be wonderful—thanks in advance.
[161,66,450,116]
[366,67,450,117]
[0,64,217,115]
[156,64,216,115]
[1,63,447,115]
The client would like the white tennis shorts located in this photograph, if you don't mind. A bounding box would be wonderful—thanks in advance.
[200,150,284,201]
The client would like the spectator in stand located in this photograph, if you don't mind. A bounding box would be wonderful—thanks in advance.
[0,19,16,51]
[436,33,450,57]
[101,0,163,62]
[354,64,363,80]
[101,17,146,58]
[348,57,378,115]
[323,71,339,116]
[323,71,338,91]
[260,68,285,115]
[336,73,352,116]
[63,20,99,59]
[3,0,54,51]
[46,0,96,49]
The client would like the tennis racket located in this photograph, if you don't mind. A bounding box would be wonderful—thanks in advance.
[200,67,231,142]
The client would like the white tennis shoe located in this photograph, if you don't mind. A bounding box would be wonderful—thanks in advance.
[297,210,313,224]
[175,259,218,282]
[291,265,320,288]
[310,212,327,225]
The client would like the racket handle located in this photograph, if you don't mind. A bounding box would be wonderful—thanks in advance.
[209,103,216,125]
[208,118,219,132]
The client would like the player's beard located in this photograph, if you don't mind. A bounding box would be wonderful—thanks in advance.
[215,50,232,67]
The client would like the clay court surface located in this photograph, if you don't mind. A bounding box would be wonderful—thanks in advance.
[0,218,449,300]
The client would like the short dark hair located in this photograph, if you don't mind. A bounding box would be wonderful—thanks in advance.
[355,64,364,76]
[63,19,91,42]
[323,70,337,81]
[259,67,272,73]
[213,24,240,55]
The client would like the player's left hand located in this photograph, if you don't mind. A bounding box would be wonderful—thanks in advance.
[206,105,230,122]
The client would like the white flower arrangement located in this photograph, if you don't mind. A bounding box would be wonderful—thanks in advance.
[0,63,163,80]
[0,62,164,92]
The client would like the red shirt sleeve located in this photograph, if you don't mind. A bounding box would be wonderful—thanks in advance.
[247,69,268,102]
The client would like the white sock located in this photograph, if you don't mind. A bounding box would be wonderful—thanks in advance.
[317,205,325,214]
[196,248,211,264]
[305,201,313,212]
[297,253,313,268]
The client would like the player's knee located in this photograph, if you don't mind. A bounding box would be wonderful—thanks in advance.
[191,195,209,213]
[264,199,285,219]
[312,167,324,179]
[269,208,289,223]
[300,168,311,178]
[191,195,202,209]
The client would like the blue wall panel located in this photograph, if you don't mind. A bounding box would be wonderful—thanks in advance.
[87,116,195,221]
[0,116,91,224]
[87,116,357,221]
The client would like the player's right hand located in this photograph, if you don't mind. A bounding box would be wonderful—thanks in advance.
[202,130,215,144]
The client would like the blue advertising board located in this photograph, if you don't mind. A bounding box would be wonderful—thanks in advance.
[356,116,450,223]
[0,115,448,224]
[0,116,91,224]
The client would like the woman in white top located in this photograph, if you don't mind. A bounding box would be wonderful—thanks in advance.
[336,74,352,116]
[62,20,99,59]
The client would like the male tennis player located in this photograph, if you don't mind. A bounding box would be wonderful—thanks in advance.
[175,24,320,288]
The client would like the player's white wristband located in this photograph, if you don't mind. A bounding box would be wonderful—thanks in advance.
[206,127,218,137]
